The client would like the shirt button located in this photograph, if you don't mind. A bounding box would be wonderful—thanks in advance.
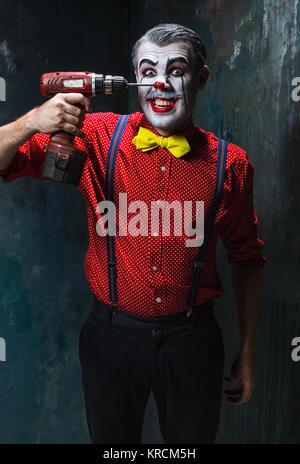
[156,297,162,303]
[157,199,162,205]
[152,266,158,271]
[160,166,166,171]
[153,232,158,237]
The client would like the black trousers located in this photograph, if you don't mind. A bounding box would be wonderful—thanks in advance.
[79,297,225,444]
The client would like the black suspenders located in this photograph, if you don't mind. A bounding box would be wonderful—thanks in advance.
[105,114,130,311]
[186,137,228,317]
[105,114,228,317]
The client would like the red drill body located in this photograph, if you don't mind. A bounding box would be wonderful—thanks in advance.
[41,71,95,96]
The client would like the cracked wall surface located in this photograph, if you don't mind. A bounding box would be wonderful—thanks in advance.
[0,0,299,444]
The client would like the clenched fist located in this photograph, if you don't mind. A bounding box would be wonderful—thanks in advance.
[29,93,92,139]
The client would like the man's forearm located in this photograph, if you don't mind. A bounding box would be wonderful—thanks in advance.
[0,109,38,170]
[0,93,91,172]
[230,265,262,356]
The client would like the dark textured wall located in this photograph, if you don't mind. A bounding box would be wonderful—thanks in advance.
[129,0,300,444]
[1,0,300,444]
[0,0,128,444]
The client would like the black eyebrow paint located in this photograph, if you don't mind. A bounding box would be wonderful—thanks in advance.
[166,56,188,68]
[139,58,158,69]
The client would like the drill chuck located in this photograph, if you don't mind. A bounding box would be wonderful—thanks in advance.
[94,74,128,94]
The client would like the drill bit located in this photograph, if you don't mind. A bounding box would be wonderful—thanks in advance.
[127,83,154,86]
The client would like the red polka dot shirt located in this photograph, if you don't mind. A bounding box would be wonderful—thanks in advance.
[0,111,266,317]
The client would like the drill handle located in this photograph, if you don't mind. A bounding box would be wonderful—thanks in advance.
[49,131,74,149]
[49,101,86,147]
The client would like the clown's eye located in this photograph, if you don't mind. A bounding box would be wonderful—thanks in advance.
[143,69,156,77]
[170,68,184,77]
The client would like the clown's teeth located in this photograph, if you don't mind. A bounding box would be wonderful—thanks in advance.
[154,98,172,107]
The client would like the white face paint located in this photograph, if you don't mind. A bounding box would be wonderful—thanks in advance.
[135,41,200,136]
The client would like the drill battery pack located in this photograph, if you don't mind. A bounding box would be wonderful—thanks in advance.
[41,148,87,185]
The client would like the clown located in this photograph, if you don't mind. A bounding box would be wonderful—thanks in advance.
[0,24,265,444]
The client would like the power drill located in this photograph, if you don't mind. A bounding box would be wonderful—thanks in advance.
[40,71,152,185]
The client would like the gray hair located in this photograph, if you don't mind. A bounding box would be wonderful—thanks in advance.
[132,23,207,72]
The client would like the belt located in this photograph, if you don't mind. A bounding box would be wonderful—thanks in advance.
[92,296,215,328]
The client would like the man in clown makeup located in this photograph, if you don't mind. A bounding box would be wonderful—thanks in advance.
[0,24,265,444]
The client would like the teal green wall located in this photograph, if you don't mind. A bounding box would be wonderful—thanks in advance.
[1,0,300,444]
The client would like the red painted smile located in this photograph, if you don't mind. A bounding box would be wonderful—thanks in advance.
[149,97,177,113]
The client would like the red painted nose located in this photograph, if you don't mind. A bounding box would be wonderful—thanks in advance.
[154,81,164,89]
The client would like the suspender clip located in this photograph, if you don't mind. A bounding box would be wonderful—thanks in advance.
[187,306,193,318]
[110,301,118,314]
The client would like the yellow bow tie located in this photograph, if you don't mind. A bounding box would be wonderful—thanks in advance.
[132,127,190,158]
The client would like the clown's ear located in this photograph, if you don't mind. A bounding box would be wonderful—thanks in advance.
[197,65,210,91]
